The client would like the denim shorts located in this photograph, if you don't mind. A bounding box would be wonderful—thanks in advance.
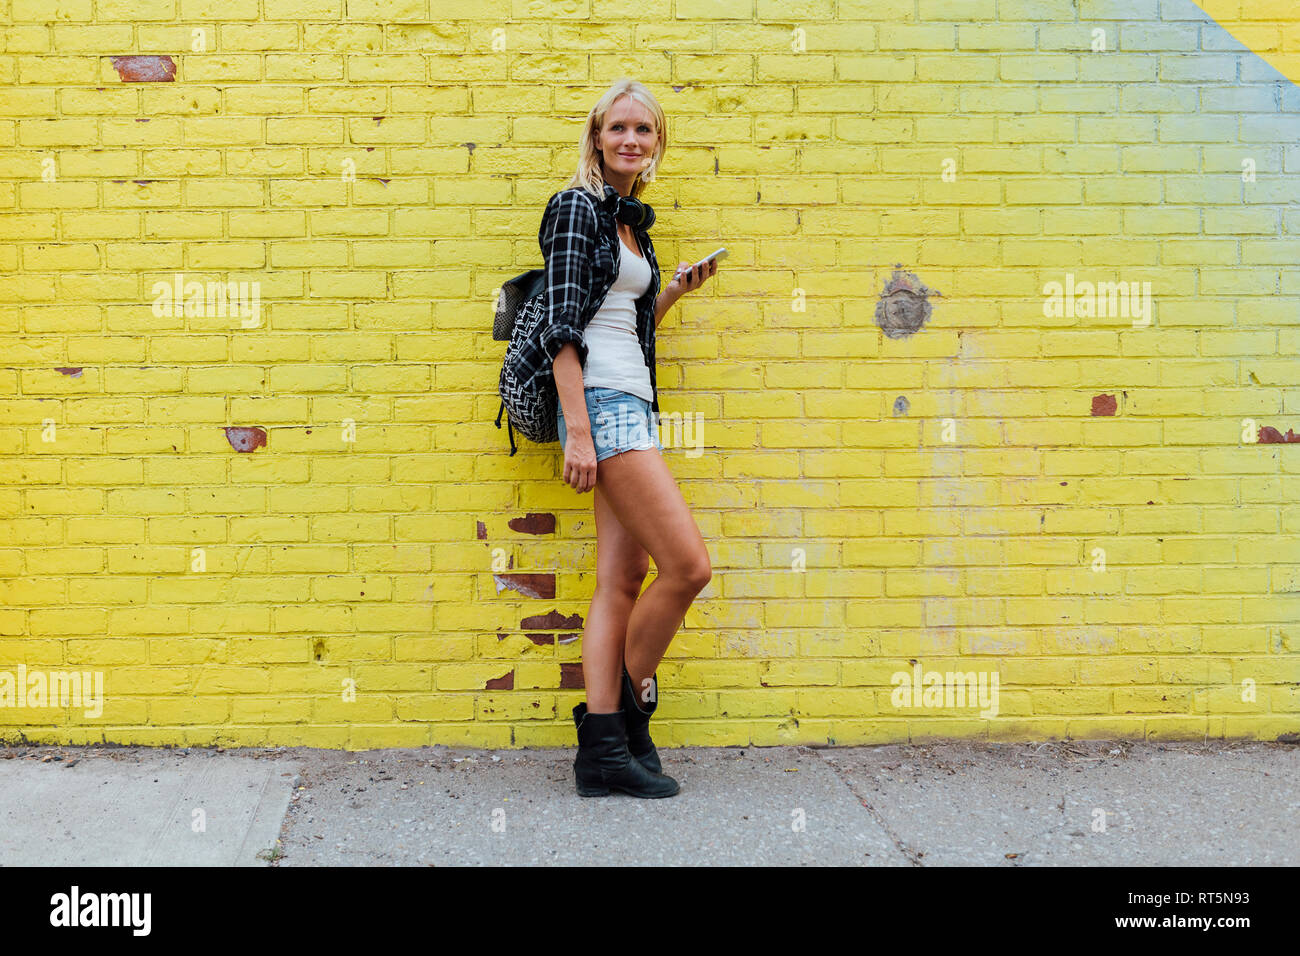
[557,387,663,463]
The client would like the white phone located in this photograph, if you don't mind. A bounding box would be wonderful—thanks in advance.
[674,246,728,280]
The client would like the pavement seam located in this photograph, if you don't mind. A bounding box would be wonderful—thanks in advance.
[806,747,925,867]
[272,764,306,867]
[234,758,289,867]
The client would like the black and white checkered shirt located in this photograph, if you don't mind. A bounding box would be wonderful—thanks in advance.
[535,182,662,415]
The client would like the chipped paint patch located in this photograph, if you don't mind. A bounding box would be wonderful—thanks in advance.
[521,610,582,629]
[485,670,514,690]
[56,367,83,377]
[476,520,487,540]
[875,267,939,339]
[892,395,909,416]
[508,512,556,535]
[1258,426,1299,443]
[1091,394,1118,416]
[224,426,267,452]
[110,55,177,82]
[559,663,584,689]
[493,573,555,599]
[523,633,554,646]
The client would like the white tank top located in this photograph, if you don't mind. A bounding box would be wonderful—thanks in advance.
[581,236,653,402]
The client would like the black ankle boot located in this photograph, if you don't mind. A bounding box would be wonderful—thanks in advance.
[572,703,678,798]
[620,667,662,774]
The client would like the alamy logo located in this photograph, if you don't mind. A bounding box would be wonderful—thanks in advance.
[151,272,261,327]
[1042,273,1153,326]
[0,665,104,718]
[890,662,1000,718]
[49,886,151,936]
[591,406,705,457]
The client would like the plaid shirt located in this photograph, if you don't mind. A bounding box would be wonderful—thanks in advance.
[536,182,662,415]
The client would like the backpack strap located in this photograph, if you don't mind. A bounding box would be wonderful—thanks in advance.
[495,399,518,456]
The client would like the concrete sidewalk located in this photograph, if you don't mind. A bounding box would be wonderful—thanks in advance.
[1,740,1295,866]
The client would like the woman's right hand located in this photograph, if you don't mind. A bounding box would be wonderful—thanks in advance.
[563,429,598,493]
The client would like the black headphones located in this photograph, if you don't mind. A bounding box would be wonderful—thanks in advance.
[601,186,656,231]
[613,194,655,231]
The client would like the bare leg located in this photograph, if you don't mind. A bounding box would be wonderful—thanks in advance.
[592,448,711,701]
[581,483,651,712]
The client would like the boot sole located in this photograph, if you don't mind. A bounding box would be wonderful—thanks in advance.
[575,769,678,798]
[613,783,679,798]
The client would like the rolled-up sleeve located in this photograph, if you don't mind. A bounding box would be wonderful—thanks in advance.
[538,189,595,370]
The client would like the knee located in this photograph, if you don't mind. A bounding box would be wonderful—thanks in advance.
[680,550,712,594]
[604,557,650,600]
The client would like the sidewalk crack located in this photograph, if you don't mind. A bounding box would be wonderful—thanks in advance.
[804,746,925,867]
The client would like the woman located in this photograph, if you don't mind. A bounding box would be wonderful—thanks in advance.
[538,79,718,798]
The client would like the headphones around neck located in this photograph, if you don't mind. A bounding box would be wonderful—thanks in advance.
[602,187,656,231]
[611,194,655,231]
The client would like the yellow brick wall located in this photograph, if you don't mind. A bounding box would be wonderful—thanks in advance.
[1,0,1297,749]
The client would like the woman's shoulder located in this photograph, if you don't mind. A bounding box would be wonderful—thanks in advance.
[539,187,609,255]
[542,187,603,232]
[547,185,603,210]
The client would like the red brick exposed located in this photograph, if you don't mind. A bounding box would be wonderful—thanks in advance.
[110,55,177,82]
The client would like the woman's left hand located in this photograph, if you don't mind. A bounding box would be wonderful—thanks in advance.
[666,258,718,299]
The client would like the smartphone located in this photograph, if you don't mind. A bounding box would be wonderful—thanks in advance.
[674,246,728,280]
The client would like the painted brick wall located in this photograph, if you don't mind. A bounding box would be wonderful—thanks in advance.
[1,0,1297,749]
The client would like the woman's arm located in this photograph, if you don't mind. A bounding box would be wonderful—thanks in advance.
[553,342,589,438]
[537,190,600,491]
[653,287,682,329]
[554,342,597,493]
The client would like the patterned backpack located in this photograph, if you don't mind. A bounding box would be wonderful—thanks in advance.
[494,268,557,456]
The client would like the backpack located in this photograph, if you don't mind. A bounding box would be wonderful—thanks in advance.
[494,267,557,456]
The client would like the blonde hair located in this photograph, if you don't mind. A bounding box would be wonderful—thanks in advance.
[564,78,667,201]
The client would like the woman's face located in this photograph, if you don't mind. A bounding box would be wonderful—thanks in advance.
[595,95,658,182]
